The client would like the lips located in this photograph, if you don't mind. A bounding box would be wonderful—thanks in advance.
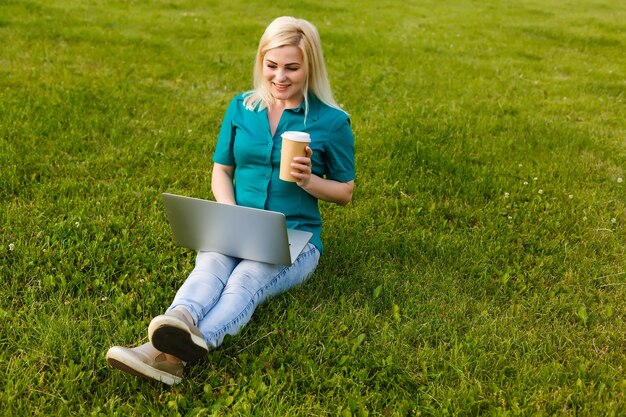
[273,82,291,91]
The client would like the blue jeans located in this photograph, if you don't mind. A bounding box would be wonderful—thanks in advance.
[167,243,320,348]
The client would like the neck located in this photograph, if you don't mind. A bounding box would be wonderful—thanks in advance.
[271,96,303,110]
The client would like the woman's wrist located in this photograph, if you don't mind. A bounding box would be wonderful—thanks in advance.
[299,175,353,206]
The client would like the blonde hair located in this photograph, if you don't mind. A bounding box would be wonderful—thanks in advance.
[243,16,344,117]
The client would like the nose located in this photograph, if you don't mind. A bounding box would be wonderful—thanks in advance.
[275,69,288,81]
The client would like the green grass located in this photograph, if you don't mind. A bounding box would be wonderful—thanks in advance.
[1,0,625,415]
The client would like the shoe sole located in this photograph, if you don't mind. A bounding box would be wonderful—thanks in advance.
[106,347,181,385]
[148,316,208,362]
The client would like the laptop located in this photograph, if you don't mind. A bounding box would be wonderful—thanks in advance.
[161,193,312,266]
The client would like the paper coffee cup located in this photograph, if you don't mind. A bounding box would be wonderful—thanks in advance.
[280,131,311,182]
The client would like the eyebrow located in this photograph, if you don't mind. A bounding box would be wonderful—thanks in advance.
[265,59,301,66]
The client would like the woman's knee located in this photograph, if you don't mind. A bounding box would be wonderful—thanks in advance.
[194,251,238,275]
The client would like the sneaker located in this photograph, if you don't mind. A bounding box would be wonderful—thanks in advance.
[148,310,208,362]
[106,342,183,385]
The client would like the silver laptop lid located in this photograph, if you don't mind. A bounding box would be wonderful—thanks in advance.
[162,193,311,265]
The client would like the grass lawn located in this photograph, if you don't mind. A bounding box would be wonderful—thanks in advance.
[1,0,625,415]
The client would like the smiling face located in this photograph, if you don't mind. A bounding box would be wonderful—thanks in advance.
[262,45,306,108]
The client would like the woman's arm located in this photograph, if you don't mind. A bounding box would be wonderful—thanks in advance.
[211,163,236,205]
[290,147,354,206]
[300,175,354,206]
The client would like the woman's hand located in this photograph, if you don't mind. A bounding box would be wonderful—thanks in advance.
[292,146,354,206]
[291,146,314,188]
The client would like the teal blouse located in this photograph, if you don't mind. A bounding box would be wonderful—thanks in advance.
[212,93,355,252]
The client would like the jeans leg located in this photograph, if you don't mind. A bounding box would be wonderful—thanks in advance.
[197,243,320,348]
[167,251,240,325]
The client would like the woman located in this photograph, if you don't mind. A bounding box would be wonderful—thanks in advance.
[106,16,355,385]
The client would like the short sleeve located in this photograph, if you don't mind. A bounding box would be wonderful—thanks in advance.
[212,97,239,166]
[325,117,355,183]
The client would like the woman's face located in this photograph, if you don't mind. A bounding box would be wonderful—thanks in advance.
[263,45,306,107]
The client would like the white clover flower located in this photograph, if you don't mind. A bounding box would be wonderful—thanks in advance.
[538,189,544,194]
[504,192,510,198]
[518,163,523,168]
[583,216,588,221]
[569,194,574,199]
[533,177,538,181]
[187,129,193,133]
[75,222,80,228]
[8,243,15,251]
[611,218,617,224]
[618,177,623,183]
[101,296,109,302]
[508,216,513,220]
[523,181,529,186]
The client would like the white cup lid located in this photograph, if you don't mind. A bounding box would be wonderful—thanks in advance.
[281,131,311,142]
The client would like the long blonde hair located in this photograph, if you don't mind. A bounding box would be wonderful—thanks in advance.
[243,16,343,117]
